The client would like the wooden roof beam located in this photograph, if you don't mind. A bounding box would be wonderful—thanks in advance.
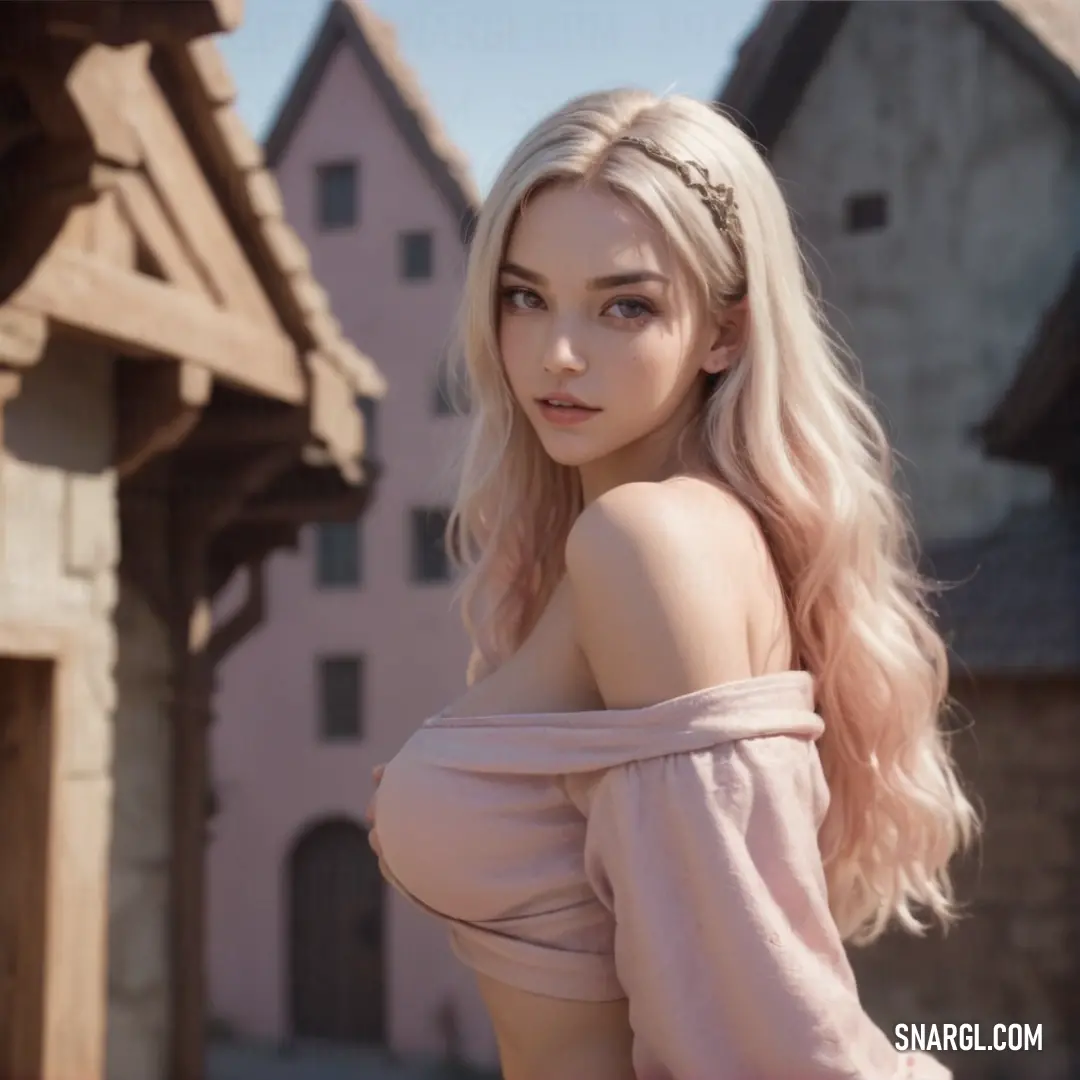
[125,59,278,324]
[8,42,142,168]
[14,1,244,48]
[11,245,304,403]
[309,350,364,479]
[115,360,212,480]
[63,43,146,167]
[202,0,245,35]
[206,521,298,599]
[110,171,212,297]
[0,307,48,369]
[183,37,238,108]
[207,558,265,666]
[236,459,375,525]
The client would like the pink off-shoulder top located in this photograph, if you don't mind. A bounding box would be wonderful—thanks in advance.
[375,671,951,1080]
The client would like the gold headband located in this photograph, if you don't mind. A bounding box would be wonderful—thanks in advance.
[616,135,739,239]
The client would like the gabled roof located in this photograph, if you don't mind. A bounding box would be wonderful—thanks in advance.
[263,0,481,242]
[717,0,1080,150]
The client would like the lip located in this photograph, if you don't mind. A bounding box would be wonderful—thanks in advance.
[535,395,601,426]
[537,392,598,410]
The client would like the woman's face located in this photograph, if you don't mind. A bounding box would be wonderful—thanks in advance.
[498,182,734,492]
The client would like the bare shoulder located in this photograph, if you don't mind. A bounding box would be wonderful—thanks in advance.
[566,477,761,557]
[565,478,788,709]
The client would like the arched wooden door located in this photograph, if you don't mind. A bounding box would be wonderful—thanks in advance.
[288,819,384,1043]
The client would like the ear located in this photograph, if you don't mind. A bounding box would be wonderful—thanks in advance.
[702,297,749,375]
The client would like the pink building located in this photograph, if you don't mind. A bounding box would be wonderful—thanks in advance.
[206,0,496,1066]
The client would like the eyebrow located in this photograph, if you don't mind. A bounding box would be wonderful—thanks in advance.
[499,262,670,290]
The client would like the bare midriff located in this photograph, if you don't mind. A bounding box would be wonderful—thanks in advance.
[475,973,636,1080]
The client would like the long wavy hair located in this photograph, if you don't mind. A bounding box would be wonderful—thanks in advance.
[444,88,976,945]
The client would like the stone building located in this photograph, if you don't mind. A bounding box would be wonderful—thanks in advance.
[719,2,1079,1076]
[0,2,384,1079]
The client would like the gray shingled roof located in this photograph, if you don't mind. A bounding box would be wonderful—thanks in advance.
[923,499,1080,674]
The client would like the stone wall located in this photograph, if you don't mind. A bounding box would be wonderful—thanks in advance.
[0,337,173,1080]
[850,675,1080,1080]
[0,338,117,680]
[0,338,119,1073]
[771,0,1077,541]
[106,582,172,1080]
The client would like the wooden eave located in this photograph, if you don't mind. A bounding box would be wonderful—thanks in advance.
[0,0,386,485]
[2,0,245,46]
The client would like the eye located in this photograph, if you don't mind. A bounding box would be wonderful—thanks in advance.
[500,285,544,311]
[604,297,657,321]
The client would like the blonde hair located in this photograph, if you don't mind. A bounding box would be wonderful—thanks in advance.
[446,88,976,945]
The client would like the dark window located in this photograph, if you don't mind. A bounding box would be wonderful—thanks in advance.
[358,396,379,460]
[318,655,364,740]
[315,520,360,588]
[843,192,888,234]
[401,231,433,280]
[317,161,357,229]
[410,507,451,583]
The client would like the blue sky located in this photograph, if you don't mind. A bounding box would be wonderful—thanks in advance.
[217,0,765,195]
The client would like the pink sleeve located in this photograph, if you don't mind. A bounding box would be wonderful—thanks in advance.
[582,738,945,1080]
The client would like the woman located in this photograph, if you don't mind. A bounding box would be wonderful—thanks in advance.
[368,89,975,1080]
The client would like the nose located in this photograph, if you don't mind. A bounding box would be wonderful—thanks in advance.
[543,329,586,376]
